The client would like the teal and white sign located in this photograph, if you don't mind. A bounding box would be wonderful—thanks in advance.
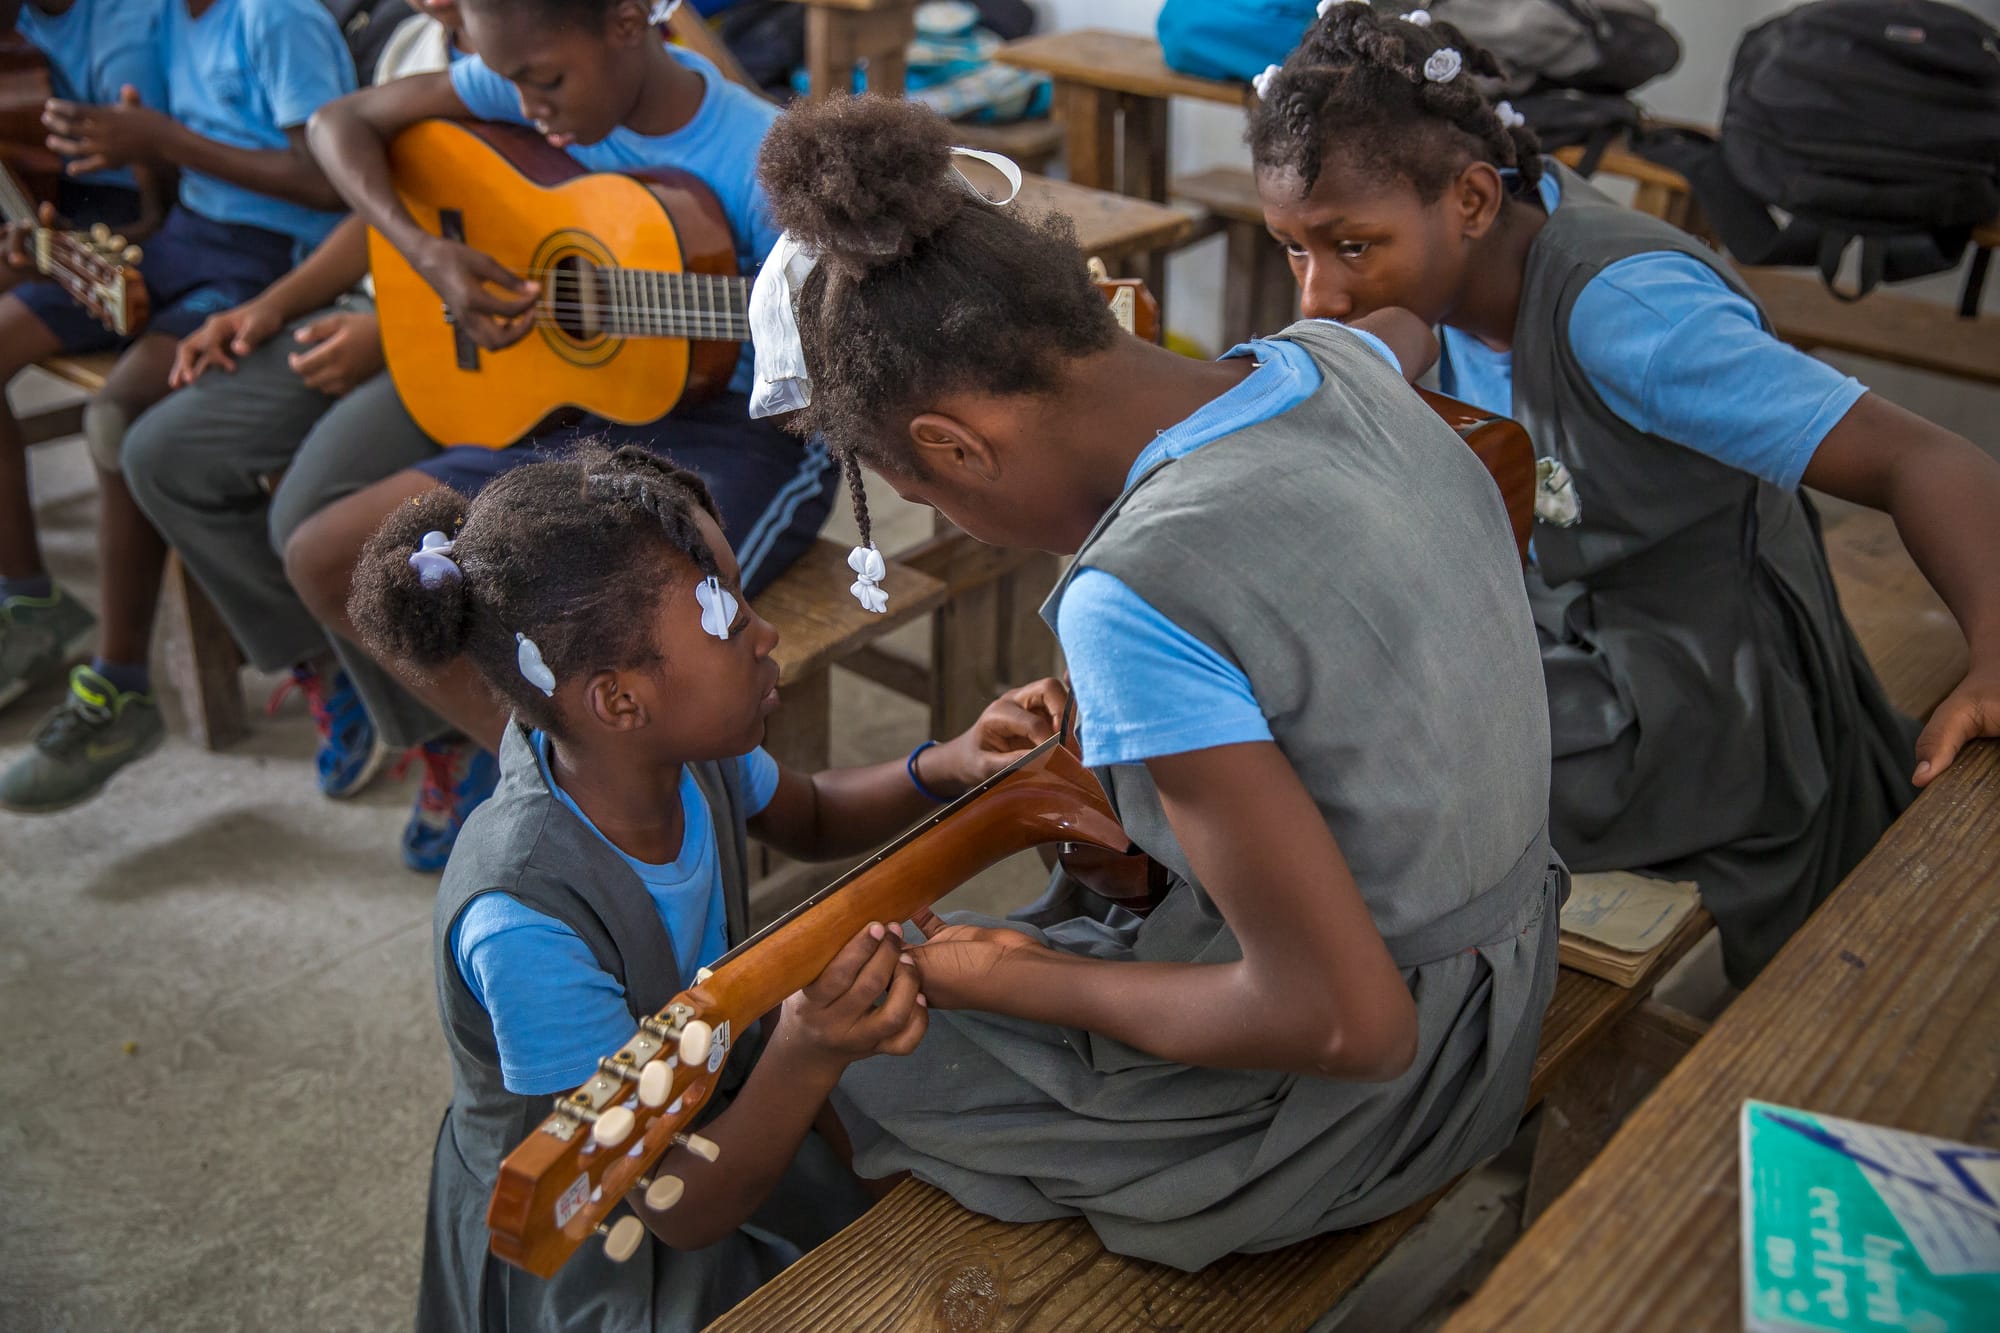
[1742,1100,2000,1332]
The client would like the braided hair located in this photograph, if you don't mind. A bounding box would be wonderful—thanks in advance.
[757,93,1120,483]
[1249,3,1541,202]
[348,444,724,735]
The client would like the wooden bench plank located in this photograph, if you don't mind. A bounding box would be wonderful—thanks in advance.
[1733,265,2000,386]
[707,912,1714,1333]
[1016,174,1193,268]
[759,539,947,690]
[995,30,1244,106]
[1440,741,2000,1332]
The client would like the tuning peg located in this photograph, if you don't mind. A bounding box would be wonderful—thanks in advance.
[673,1131,720,1163]
[640,1174,685,1210]
[598,1215,646,1262]
[90,222,110,243]
[106,234,127,253]
[638,1059,673,1108]
[694,966,714,984]
[591,1105,637,1149]
[678,1020,712,1065]
[122,246,141,265]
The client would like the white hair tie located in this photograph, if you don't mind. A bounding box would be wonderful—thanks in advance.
[1252,63,1283,100]
[847,543,888,614]
[1405,8,1432,25]
[407,530,461,589]
[515,632,556,697]
[1424,48,1463,83]
[694,576,737,640]
[1495,100,1526,130]
[748,146,1022,422]
[1316,0,1364,14]
[648,0,682,22]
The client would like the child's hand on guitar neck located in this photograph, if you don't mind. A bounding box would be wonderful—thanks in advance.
[413,234,541,350]
[904,908,1052,1012]
[911,677,1070,800]
[772,922,929,1077]
[3,202,58,272]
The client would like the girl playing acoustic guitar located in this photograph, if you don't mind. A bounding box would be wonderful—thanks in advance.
[751,94,1567,1271]
[1249,6,2000,985]
[293,0,839,866]
[348,442,1065,1331]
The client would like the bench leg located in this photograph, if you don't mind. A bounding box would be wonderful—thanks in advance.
[999,552,1062,687]
[1059,82,1118,192]
[1522,999,1708,1226]
[158,554,249,751]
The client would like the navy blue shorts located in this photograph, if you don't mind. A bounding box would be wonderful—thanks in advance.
[15,205,295,352]
[416,393,842,596]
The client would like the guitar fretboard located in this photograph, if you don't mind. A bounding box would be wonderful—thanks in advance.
[589,268,751,342]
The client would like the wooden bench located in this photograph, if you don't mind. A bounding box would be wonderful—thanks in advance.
[1559,142,2000,387]
[709,504,1967,1330]
[21,354,251,749]
[1440,742,2000,1331]
[707,911,1715,1333]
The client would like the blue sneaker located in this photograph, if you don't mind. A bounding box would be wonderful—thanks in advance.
[396,737,499,873]
[269,665,386,799]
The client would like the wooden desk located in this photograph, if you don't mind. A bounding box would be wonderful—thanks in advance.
[997,30,1245,320]
[790,0,918,100]
[1442,740,2000,1332]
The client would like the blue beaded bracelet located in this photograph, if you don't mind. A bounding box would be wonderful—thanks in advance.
[906,740,950,804]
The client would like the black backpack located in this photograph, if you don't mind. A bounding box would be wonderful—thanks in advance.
[1680,0,2000,298]
[321,0,416,86]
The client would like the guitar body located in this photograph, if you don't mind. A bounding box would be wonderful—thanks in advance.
[1418,388,1536,562]
[370,119,741,448]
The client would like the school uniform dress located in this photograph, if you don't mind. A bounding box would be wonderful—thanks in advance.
[835,322,1566,1271]
[14,0,165,226]
[15,0,354,350]
[420,724,868,1333]
[1438,162,1917,984]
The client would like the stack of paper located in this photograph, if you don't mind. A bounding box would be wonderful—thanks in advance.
[1558,870,1701,986]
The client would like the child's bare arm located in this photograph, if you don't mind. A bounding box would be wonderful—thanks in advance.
[628,926,924,1249]
[306,75,539,348]
[748,679,1066,861]
[909,741,1420,1081]
[1800,393,2000,784]
[44,89,343,210]
[1346,307,1439,382]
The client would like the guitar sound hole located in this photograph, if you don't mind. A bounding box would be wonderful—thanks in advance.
[546,254,608,343]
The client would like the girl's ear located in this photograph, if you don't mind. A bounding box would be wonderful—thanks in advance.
[908,412,1003,483]
[583,668,648,732]
[1453,161,1507,242]
[605,0,654,47]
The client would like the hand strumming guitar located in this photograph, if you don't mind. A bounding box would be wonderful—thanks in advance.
[412,234,540,350]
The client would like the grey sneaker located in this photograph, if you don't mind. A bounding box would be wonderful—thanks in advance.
[0,666,164,814]
[0,586,98,713]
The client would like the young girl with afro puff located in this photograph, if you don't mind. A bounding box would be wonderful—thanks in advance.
[1249,3,2000,985]
[348,444,1065,1329]
[749,93,1567,1270]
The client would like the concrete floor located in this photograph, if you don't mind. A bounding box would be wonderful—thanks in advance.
[3,343,1993,1332]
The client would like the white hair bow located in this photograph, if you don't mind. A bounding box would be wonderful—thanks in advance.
[1495,100,1526,130]
[1424,48,1463,83]
[1253,63,1283,99]
[848,544,888,615]
[408,530,461,589]
[748,147,1023,421]
[694,576,738,640]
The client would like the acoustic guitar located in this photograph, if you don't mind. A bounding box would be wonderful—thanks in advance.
[372,118,1170,448]
[1419,388,1535,561]
[0,157,148,336]
[485,732,1140,1277]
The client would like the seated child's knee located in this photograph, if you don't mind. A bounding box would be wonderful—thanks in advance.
[82,397,133,474]
[283,511,346,616]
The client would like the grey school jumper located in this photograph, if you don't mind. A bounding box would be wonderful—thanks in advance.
[835,321,1566,1272]
[417,723,867,1333]
[1513,164,1917,985]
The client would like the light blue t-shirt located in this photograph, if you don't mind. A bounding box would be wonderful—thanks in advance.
[160,0,354,249]
[451,739,781,1096]
[450,46,780,396]
[1439,171,1866,492]
[1058,326,1400,769]
[17,0,168,190]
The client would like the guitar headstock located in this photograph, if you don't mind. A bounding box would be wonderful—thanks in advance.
[486,983,735,1277]
[35,223,149,337]
[1088,257,1160,343]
